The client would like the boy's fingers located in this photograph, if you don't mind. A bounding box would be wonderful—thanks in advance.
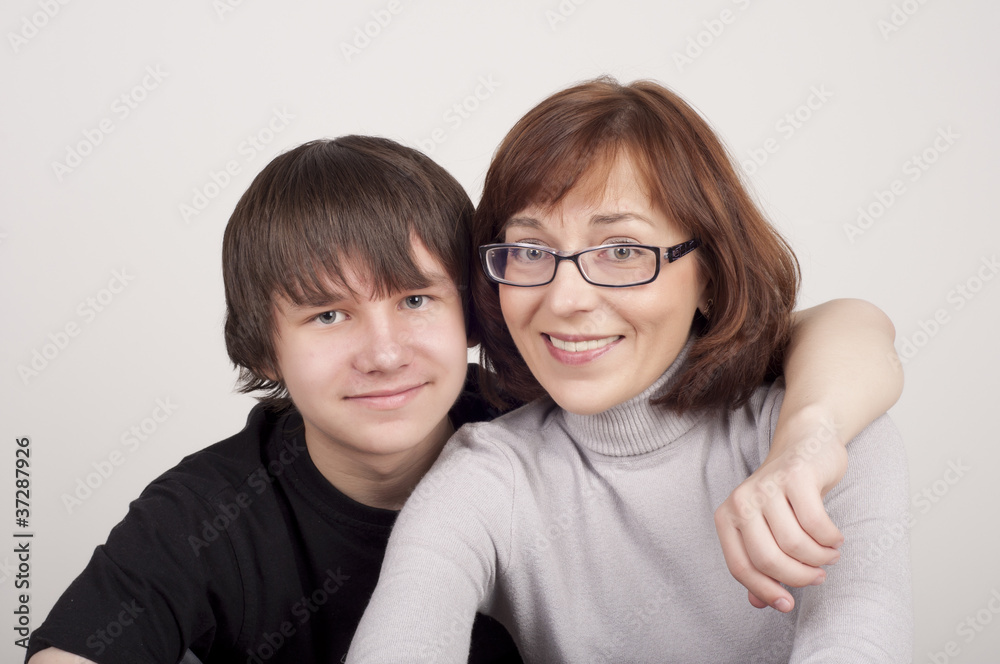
[739,514,825,588]
[715,511,795,612]
[763,499,840,568]
[786,483,845,550]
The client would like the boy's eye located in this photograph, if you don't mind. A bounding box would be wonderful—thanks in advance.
[315,311,347,325]
[403,295,428,310]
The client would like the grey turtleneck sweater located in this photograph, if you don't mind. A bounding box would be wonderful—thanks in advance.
[348,361,912,663]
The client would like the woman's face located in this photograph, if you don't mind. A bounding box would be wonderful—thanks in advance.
[498,157,707,415]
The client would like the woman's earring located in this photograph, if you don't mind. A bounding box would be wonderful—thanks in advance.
[702,298,714,320]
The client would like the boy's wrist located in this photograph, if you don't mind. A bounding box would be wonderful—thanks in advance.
[767,401,848,494]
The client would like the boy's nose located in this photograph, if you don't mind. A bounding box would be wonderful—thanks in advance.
[354,317,414,373]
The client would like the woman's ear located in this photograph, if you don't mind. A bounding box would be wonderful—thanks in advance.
[698,297,714,320]
[697,275,715,320]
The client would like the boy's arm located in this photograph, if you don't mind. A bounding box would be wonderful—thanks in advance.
[28,647,202,664]
[28,648,97,664]
[714,298,903,612]
[25,481,241,664]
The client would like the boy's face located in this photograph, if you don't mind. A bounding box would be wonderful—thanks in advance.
[271,239,470,464]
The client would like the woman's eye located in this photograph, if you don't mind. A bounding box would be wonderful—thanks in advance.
[404,295,428,309]
[612,246,634,260]
[315,311,346,325]
[512,247,547,262]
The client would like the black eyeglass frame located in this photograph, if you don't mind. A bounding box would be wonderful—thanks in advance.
[478,238,701,288]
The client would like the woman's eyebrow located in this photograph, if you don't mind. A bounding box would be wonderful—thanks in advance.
[502,216,542,232]
[590,212,654,226]
[503,211,655,232]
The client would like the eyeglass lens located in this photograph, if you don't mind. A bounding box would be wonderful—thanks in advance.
[488,246,658,286]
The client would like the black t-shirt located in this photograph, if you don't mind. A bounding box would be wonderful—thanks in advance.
[27,367,521,664]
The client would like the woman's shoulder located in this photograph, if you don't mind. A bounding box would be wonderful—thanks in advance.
[453,397,561,449]
[399,402,553,531]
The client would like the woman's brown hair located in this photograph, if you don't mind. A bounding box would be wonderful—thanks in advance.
[471,77,800,413]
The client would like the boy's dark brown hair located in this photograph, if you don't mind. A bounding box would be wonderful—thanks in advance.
[223,136,475,409]
[471,77,800,413]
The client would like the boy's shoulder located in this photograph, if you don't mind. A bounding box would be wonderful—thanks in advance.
[151,403,293,502]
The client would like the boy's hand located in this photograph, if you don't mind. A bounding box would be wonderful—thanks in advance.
[714,419,848,612]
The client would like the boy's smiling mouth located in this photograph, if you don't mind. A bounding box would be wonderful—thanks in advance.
[345,383,428,410]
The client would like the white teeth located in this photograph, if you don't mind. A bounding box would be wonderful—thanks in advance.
[548,335,620,352]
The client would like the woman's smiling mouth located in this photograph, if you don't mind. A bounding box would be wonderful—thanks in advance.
[543,333,623,365]
[545,334,623,352]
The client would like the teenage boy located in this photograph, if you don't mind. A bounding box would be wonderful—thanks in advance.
[27,136,901,664]
[27,136,523,663]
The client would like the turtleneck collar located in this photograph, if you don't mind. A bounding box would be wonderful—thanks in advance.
[558,337,701,457]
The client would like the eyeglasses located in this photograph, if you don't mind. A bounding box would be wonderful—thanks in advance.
[479,239,700,288]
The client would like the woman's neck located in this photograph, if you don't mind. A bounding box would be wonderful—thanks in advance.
[560,338,701,457]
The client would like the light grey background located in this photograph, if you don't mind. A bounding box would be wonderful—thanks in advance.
[2,1,998,661]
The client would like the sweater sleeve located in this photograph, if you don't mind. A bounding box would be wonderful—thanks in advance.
[759,390,913,662]
[347,427,515,664]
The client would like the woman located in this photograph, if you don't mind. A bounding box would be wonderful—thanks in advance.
[348,78,911,662]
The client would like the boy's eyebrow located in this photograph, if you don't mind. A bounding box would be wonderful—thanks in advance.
[284,286,351,310]
[419,272,457,289]
[283,272,455,311]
